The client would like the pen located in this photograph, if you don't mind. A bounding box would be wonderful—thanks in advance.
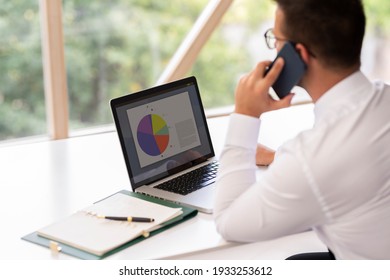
[97,215,155,222]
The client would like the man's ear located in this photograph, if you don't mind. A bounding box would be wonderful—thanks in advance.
[295,43,311,65]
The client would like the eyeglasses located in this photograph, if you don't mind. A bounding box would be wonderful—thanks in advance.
[264,28,316,57]
[264,28,288,49]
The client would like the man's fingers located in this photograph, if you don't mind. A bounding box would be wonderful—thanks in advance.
[264,58,284,87]
[254,60,272,77]
[234,58,292,117]
[274,93,295,110]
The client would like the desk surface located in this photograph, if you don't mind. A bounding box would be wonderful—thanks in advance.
[0,104,327,260]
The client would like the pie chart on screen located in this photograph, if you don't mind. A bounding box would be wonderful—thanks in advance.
[137,114,169,156]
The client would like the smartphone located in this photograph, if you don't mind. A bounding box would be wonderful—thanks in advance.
[265,41,306,99]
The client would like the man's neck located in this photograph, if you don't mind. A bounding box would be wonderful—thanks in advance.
[306,65,359,103]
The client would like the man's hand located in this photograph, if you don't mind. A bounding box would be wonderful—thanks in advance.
[234,58,294,118]
[256,144,275,166]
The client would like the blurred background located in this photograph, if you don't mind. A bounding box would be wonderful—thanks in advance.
[0,0,389,142]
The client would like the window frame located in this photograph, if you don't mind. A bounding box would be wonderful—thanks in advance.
[39,0,233,140]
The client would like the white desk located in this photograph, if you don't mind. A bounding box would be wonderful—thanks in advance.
[0,104,327,259]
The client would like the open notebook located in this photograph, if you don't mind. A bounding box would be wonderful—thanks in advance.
[37,193,182,256]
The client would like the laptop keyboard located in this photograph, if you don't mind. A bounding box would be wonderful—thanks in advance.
[155,161,219,195]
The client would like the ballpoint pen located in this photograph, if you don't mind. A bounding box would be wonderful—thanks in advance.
[97,215,155,222]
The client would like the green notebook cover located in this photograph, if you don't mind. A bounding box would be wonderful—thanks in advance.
[22,190,198,259]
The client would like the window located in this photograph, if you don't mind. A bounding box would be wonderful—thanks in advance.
[0,1,45,141]
[189,0,276,109]
[63,1,208,131]
[0,0,390,143]
[362,0,390,83]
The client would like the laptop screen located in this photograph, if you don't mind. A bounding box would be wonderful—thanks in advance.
[110,76,214,189]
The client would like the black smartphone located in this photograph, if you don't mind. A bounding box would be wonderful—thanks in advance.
[265,41,306,99]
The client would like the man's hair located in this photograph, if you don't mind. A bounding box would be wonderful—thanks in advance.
[273,0,366,70]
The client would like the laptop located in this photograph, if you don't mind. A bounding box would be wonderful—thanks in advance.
[110,76,217,213]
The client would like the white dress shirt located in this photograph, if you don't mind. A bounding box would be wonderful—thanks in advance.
[214,71,390,259]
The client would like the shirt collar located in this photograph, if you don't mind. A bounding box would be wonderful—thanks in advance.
[314,71,372,123]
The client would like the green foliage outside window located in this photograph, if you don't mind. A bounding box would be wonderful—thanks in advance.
[0,0,389,141]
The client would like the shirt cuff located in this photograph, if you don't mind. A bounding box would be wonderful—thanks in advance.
[225,113,261,149]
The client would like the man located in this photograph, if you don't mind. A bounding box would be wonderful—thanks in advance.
[214,0,390,259]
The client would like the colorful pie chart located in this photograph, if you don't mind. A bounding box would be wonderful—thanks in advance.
[137,114,169,156]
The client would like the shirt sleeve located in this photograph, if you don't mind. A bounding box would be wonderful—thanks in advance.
[214,113,326,242]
